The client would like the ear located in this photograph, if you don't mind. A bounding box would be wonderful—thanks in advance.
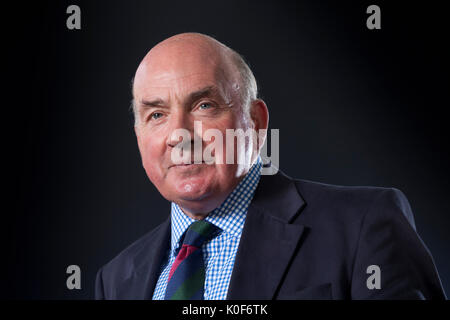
[249,99,269,156]
[250,99,269,132]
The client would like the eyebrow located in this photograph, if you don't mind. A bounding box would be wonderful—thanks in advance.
[140,98,166,108]
[185,85,221,106]
[139,85,222,109]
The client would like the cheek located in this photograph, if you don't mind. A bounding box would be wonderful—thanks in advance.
[202,113,249,165]
[138,133,165,182]
[203,117,244,178]
[202,119,231,162]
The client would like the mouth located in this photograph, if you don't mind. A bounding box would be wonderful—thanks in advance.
[168,161,207,169]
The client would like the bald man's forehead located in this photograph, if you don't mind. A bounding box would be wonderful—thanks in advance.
[134,66,237,107]
[141,42,226,74]
[134,56,229,94]
[134,39,240,98]
[136,33,239,80]
[138,49,219,78]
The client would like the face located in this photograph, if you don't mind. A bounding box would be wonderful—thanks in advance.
[133,40,262,217]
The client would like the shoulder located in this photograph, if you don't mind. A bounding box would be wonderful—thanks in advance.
[294,176,407,205]
[95,219,170,299]
[291,175,415,228]
[100,219,169,280]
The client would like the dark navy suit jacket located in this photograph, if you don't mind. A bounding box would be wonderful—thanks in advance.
[95,168,446,299]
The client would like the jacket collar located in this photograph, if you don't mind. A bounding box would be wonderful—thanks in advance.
[226,168,307,299]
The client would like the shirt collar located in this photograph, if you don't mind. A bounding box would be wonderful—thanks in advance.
[170,157,262,252]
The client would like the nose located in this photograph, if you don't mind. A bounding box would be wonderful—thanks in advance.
[166,109,194,148]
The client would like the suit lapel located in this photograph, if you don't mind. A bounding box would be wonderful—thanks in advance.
[227,170,307,300]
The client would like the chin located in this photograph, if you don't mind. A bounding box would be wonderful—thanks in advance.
[175,197,219,217]
[171,172,214,198]
[171,182,220,215]
[175,180,213,201]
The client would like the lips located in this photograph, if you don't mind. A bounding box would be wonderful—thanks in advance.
[168,161,206,169]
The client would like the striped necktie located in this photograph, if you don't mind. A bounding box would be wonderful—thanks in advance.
[164,220,221,300]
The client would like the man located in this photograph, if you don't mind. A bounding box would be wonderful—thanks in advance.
[95,33,446,299]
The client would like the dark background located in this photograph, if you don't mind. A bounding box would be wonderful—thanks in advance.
[3,0,449,299]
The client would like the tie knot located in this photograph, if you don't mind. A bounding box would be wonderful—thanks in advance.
[182,220,221,248]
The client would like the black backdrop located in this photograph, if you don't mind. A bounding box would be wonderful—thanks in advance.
[3,0,449,299]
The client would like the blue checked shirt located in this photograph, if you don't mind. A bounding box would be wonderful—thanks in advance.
[152,158,262,300]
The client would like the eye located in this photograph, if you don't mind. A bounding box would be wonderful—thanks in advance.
[151,112,163,120]
[199,102,213,110]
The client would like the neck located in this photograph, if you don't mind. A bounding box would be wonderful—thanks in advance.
[179,207,209,220]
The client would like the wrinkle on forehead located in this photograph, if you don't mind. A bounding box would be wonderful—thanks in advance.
[139,78,236,109]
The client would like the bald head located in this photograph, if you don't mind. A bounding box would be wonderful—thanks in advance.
[131,33,257,125]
